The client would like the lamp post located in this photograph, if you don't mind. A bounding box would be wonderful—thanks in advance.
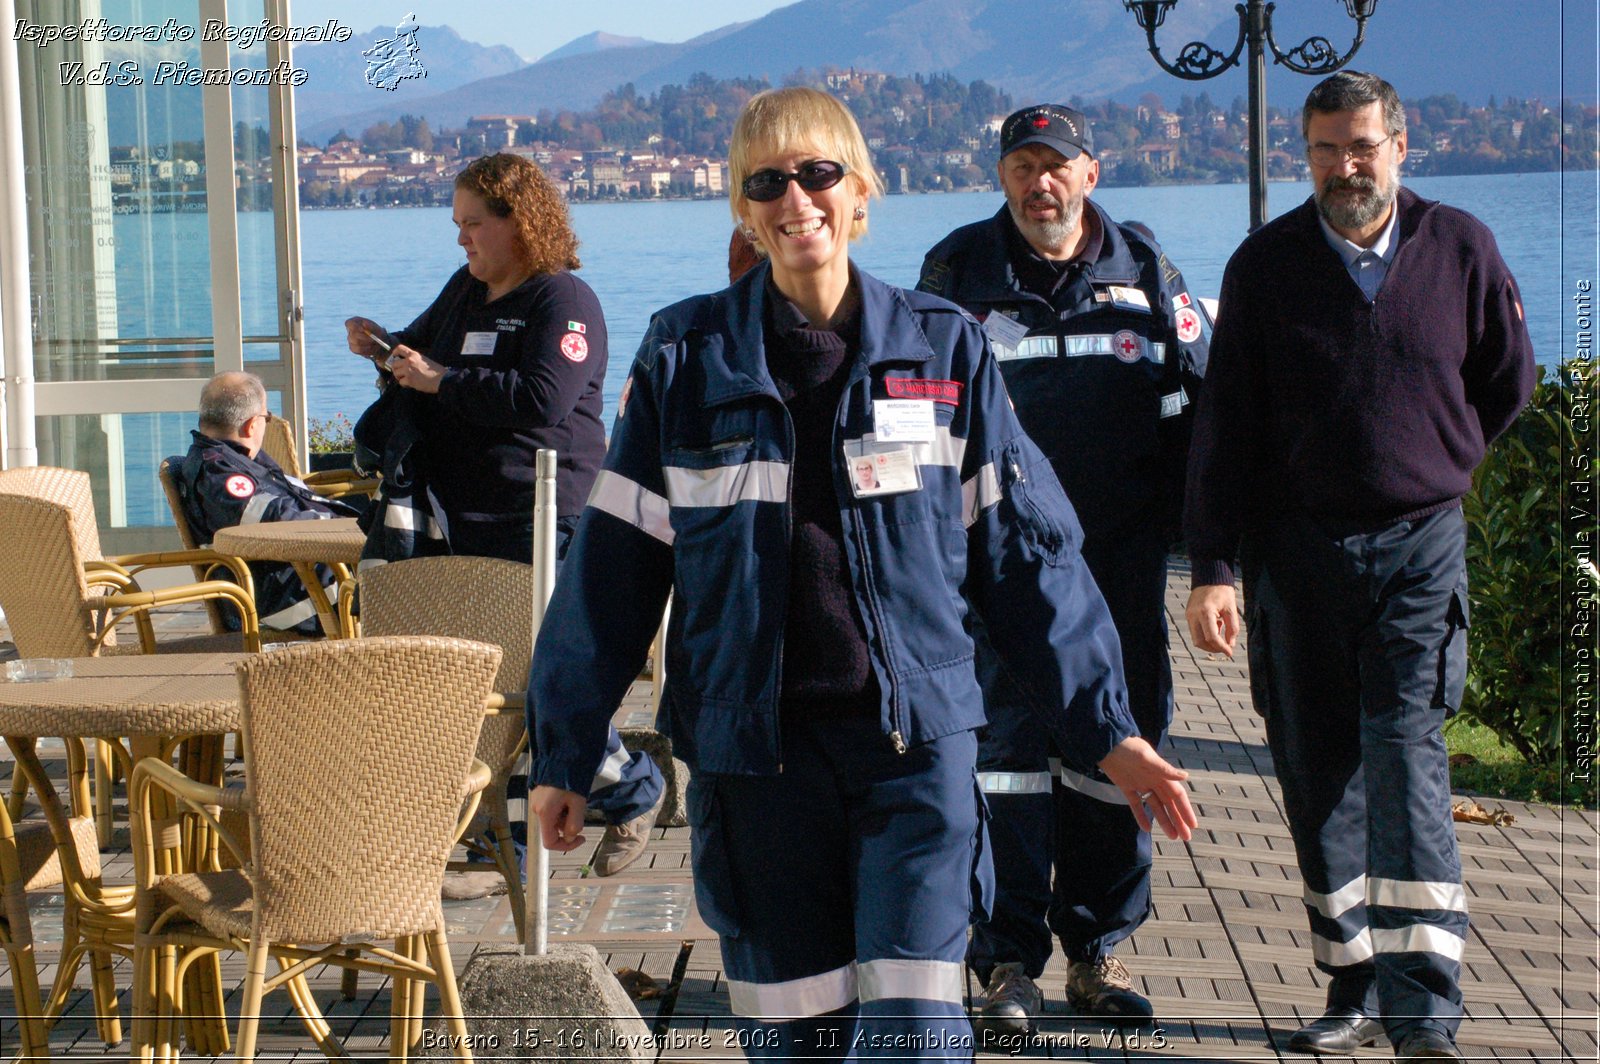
[1122,0,1379,230]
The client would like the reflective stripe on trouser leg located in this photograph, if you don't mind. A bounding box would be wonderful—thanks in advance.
[1359,509,1470,1038]
[971,614,1056,982]
[1051,536,1171,964]
[701,718,979,1059]
[1250,508,1469,1031]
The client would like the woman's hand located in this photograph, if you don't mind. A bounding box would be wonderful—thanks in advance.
[1098,736,1197,841]
[344,316,388,361]
[529,785,589,852]
[385,346,446,394]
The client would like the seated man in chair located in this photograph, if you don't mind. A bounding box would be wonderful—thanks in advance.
[174,371,358,635]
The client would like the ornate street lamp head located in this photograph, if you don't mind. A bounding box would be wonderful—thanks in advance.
[1123,0,1178,32]
[1343,0,1379,18]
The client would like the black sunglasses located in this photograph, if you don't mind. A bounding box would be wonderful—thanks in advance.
[741,160,849,203]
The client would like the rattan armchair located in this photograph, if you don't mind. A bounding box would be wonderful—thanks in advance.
[0,466,262,848]
[348,556,533,941]
[0,741,107,1057]
[260,414,379,502]
[129,636,500,1062]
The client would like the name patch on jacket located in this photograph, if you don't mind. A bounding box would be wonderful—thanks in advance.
[883,377,962,405]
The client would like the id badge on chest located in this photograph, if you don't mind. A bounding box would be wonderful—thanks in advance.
[461,331,498,357]
[845,447,922,498]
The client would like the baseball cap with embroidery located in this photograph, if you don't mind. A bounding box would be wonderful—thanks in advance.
[1000,105,1095,160]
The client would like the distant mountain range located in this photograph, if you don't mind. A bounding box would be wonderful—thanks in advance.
[98,2,1584,148]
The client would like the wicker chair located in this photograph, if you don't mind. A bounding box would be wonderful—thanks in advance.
[352,556,534,941]
[0,466,261,839]
[259,414,379,502]
[129,636,500,1062]
[0,740,105,1057]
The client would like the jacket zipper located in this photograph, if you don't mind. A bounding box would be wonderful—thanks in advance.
[773,404,794,773]
[836,375,907,753]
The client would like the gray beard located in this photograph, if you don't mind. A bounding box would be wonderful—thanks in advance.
[1009,194,1083,255]
[1317,167,1399,231]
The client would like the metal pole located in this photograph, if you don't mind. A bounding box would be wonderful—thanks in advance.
[526,448,558,956]
[1245,0,1270,231]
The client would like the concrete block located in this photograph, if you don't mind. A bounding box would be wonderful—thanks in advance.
[421,943,654,1060]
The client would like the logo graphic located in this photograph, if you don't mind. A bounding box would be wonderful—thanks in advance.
[363,12,426,92]
[559,332,588,363]
[225,475,255,499]
[1175,307,1202,344]
[1113,330,1143,363]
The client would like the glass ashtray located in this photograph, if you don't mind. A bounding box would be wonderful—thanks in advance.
[3,659,73,683]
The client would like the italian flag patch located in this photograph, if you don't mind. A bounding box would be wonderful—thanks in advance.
[567,321,586,334]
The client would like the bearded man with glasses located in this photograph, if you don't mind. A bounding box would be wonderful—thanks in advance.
[1183,71,1535,1062]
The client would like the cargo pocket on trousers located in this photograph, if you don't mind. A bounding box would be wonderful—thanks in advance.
[1245,603,1274,720]
[686,779,740,939]
[1435,581,1470,717]
[969,775,995,922]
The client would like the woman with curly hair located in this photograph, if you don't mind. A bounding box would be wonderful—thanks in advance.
[345,152,607,561]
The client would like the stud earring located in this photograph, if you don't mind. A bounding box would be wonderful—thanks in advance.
[852,207,866,220]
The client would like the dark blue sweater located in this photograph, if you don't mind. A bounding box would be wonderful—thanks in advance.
[1185,187,1536,586]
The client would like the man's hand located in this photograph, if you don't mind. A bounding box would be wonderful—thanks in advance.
[529,785,589,853]
[1186,584,1242,657]
[1098,737,1196,841]
[385,346,446,394]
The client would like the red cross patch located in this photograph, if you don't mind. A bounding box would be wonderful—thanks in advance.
[559,332,588,363]
[1175,307,1202,344]
[225,474,255,499]
[1113,330,1142,363]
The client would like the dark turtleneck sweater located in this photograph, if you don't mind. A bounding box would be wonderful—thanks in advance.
[763,282,879,717]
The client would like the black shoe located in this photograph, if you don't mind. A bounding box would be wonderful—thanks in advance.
[1064,956,1153,1025]
[1285,1008,1384,1054]
[1395,1028,1463,1061]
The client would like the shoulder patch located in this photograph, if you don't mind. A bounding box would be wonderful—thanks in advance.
[1158,253,1181,286]
[559,332,589,362]
[919,258,951,295]
[224,474,255,499]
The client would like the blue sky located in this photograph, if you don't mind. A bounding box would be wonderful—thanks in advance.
[293,2,796,62]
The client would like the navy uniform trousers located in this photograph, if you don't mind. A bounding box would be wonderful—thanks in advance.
[969,521,1171,980]
[1244,506,1469,1042]
[689,715,987,1061]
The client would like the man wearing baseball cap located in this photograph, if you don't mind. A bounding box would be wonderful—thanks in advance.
[919,105,1209,1037]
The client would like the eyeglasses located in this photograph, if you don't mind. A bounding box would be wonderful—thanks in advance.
[741,160,848,203]
[1306,136,1391,167]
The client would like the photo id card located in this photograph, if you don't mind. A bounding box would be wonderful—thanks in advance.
[845,447,922,498]
[461,331,498,356]
[872,399,935,443]
[983,311,1029,354]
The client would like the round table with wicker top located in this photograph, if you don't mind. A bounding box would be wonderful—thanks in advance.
[210,518,366,637]
[0,652,247,1055]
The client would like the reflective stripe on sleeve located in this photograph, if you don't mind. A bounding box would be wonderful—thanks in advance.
[381,503,445,540]
[727,963,858,1019]
[1058,766,1126,806]
[976,771,1053,795]
[260,594,320,630]
[589,733,631,790]
[1312,928,1375,968]
[1367,878,1468,913]
[588,469,674,546]
[857,958,964,1005]
[1371,924,1467,961]
[663,460,788,509]
[961,462,1000,528]
[994,335,1059,361]
[1305,876,1367,921]
[240,494,274,525]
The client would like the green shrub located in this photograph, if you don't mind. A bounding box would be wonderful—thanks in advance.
[1462,364,1578,767]
[307,413,355,454]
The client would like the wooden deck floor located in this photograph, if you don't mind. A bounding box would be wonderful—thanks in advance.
[1,570,1594,1061]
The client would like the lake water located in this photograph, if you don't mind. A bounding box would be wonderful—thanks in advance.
[300,170,1594,425]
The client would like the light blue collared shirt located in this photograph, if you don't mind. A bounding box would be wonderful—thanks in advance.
[1319,204,1399,302]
